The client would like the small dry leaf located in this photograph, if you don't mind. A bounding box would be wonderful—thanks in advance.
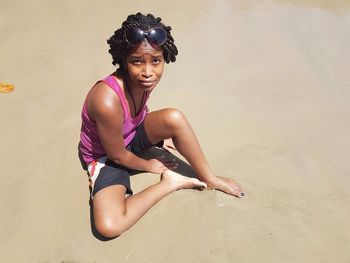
[0,82,15,93]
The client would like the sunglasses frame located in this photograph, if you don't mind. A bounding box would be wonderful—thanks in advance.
[124,27,167,46]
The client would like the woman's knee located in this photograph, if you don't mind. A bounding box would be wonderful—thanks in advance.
[162,108,187,130]
[94,215,125,238]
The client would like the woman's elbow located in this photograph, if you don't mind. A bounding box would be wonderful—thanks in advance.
[108,150,129,166]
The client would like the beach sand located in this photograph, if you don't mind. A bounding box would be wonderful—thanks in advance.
[1,0,350,262]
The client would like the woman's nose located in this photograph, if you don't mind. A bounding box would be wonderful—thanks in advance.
[142,64,153,78]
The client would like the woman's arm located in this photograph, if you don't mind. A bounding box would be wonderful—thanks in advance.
[87,82,166,173]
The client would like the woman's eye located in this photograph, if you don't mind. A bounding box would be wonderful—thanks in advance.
[153,58,161,64]
[131,60,142,65]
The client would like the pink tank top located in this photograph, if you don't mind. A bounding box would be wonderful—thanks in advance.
[79,75,149,164]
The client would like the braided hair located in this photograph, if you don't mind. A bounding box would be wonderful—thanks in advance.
[107,13,178,73]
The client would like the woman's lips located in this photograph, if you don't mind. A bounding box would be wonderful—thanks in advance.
[140,80,155,86]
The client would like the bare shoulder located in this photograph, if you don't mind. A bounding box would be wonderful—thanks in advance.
[86,81,122,122]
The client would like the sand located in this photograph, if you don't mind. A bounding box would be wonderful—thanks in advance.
[1,0,350,262]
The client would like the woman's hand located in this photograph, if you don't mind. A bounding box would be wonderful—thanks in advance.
[147,157,179,174]
[147,158,168,174]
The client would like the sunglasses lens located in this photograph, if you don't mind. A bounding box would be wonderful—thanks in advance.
[148,28,167,45]
[125,28,144,45]
[125,28,167,46]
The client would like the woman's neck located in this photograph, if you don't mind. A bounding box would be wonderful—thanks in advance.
[112,71,142,96]
[117,73,146,117]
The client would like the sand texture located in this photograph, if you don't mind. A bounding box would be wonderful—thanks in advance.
[1,0,350,262]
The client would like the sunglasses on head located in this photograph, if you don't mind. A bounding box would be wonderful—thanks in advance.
[124,27,167,46]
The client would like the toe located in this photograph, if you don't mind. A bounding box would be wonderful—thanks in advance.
[193,179,207,189]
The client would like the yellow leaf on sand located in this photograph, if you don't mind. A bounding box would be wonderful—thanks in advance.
[0,82,15,93]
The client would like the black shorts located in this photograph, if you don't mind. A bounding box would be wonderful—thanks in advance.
[82,122,163,198]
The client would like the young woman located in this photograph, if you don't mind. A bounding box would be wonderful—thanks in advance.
[79,13,244,238]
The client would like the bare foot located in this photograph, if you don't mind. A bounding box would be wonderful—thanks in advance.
[161,169,207,191]
[207,176,244,198]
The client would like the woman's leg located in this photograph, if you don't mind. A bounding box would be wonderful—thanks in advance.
[144,108,244,197]
[93,170,206,238]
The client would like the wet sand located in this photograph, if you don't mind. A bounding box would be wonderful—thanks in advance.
[1,1,350,262]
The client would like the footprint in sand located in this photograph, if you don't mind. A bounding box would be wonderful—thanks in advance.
[0,82,15,93]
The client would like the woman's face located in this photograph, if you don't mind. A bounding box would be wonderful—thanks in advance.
[125,41,165,91]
